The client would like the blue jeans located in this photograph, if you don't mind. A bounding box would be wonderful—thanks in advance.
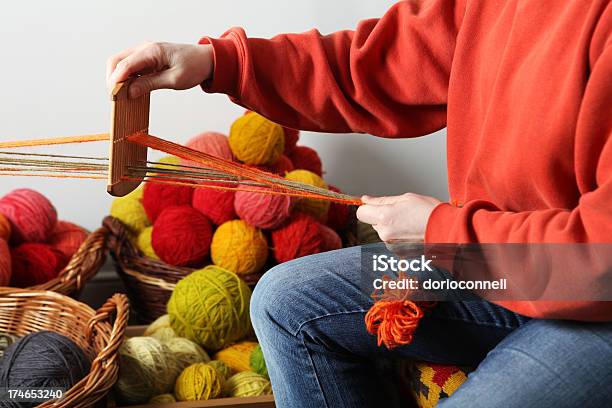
[251,246,612,408]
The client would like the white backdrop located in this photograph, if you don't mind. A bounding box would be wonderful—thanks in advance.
[0,0,448,230]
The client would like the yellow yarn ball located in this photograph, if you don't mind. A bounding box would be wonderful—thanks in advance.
[115,336,178,405]
[174,363,223,401]
[149,393,176,404]
[144,314,171,337]
[164,337,210,373]
[208,360,232,382]
[168,266,252,351]
[111,196,151,234]
[229,112,285,165]
[150,327,177,343]
[224,371,272,398]
[285,169,330,220]
[213,341,259,374]
[126,185,144,201]
[156,155,181,168]
[211,220,268,276]
[137,226,160,260]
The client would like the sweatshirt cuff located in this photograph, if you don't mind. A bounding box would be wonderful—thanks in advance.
[425,202,459,243]
[198,35,241,98]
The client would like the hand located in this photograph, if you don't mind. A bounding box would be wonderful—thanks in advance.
[356,193,441,242]
[106,42,214,98]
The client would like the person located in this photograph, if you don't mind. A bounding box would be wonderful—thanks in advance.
[107,1,612,406]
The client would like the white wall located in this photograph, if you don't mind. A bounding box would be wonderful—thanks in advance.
[0,0,448,231]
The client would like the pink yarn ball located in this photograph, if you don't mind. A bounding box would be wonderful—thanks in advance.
[0,189,57,243]
[47,221,89,260]
[181,132,233,168]
[192,185,237,226]
[234,186,292,229]
[319,224,342,252]
[0,238,11,286]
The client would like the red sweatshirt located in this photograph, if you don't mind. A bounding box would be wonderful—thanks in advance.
[200,0,612,320]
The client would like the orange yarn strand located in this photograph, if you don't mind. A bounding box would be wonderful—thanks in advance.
[0,134,109,148]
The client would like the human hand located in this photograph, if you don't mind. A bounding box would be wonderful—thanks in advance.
[356,193,441,242]
[106,42,214,98]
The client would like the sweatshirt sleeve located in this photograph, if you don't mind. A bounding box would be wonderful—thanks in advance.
[200,0,465,138]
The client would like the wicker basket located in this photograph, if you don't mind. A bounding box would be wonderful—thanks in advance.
[104,211,359,324]
[0,288,129,408]
[18,225,109,297]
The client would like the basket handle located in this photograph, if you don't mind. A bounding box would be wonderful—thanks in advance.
[103,215,141,262]
[87,293,129,371]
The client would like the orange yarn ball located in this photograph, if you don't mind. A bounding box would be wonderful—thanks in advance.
[0,238,11,286]
[234,186,292,230]
[10,243,67,287]
[0,189,57,243]
[47,221,88,260]
[271,213,324,263]
[143,182,194,223]
[192,186,237,226]
[0,213,11,242]
[181,132,234,168]
[289,146,323,176]
[152,206,213,267]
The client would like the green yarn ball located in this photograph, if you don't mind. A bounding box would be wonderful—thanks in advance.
[168,266,252,351]
[249,344,268,378]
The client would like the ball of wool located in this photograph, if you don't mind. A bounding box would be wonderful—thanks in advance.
[326,185,351,231]
[271,213,324,263]
[174,362,223,401]
[319,224,343,252]
[285,169,330,220]
[229,113,285,165]
[115,336,177,405]
[272,154,294,176]
[47,220,88,260]
[150,327,177,343]
[0,213,11,242]
[154,155,181,170]
[182,132,234,168]
[143,182,194,222]
[152,206,213,267]
[208,360,232,382]
[289,145,323,176]
[283,127,300,154]
[110,196,151,235]
[234,186,292,230]
[210,220,268,275]
[192,186,237,226]
[224,371,272,398]
[0,331,90,395]
[164,337,210,373]
[145,314,171,337]
[249,344,268,377]
[167,266,252,351]
[213,341,258,374]
[136,226,160,260]
[0,189,57,243]
[0,239,12,286]
[149,393,176,404]
[10,243,67,287]
[126,185,144,201]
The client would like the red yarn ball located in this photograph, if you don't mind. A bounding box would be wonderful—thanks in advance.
[152,206,213,267]
[283,127,300,154]
[319,224,342,252]
[181,131,234,168]
[143,182,194,222]
[271,213,324,263]
[272,155,294,176]
[326,185,351,231]
[192,185,237,226]
[234,186,292,229]
[10,243,67,287]
[0,189,57,243]
[289,146,323,176]
[0,238,11,286]
[47,221,88,259]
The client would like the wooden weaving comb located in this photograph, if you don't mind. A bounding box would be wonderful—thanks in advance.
[107,80,150,196]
